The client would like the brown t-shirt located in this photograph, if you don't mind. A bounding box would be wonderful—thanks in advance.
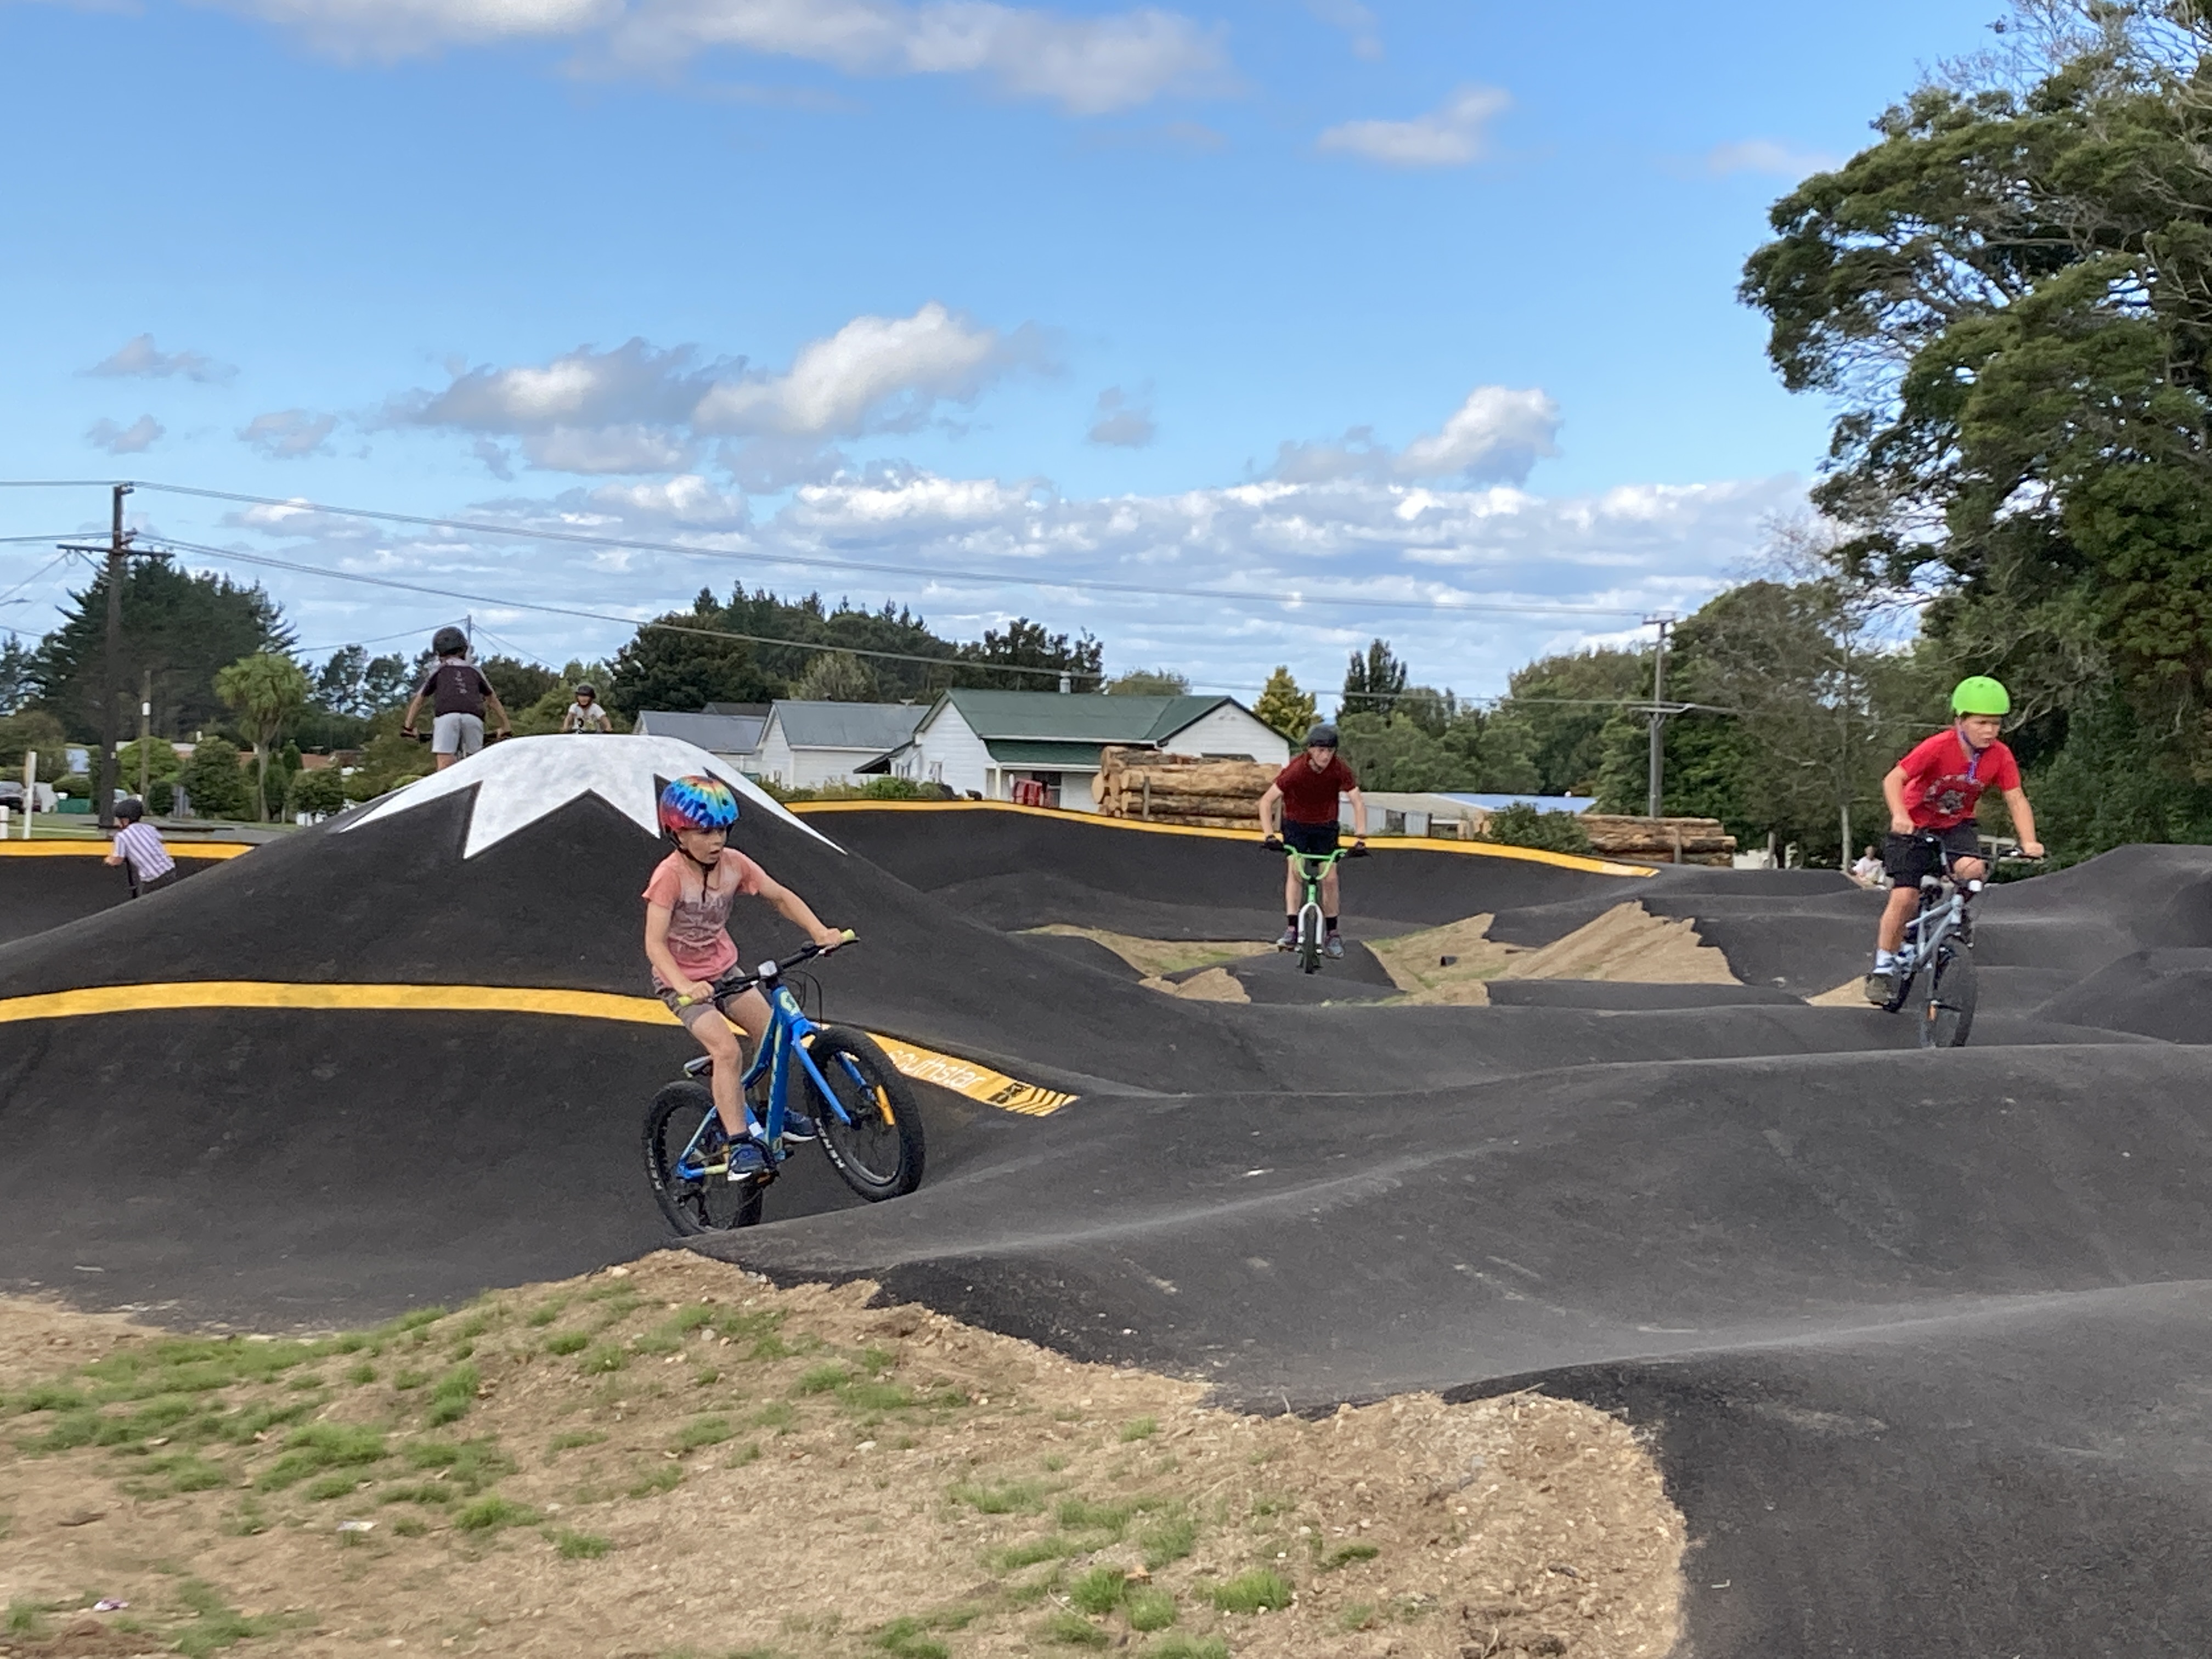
[1274,754,1358,825]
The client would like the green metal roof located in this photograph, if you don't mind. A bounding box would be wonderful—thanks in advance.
[983,739,1111,768]
[939,689,1231,743]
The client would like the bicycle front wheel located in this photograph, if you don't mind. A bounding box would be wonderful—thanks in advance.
[642,1081,764,1233]
[806,1028,926,1202]
[1920,945,1978,1049]
[1298,907,1322,974]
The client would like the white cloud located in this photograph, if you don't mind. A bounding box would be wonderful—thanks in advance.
[221,0,1225,113]
[1087,385,1156,448]
[86,414,164,454]
[1274,386,1560,486]
[1705,138,1839,178]
[86,334,235,383]
[398,304,1038,480]
[1317,84,1508,168]
[1305,0,1380,60]
[240,408,338,458]
[693,302,1036,437]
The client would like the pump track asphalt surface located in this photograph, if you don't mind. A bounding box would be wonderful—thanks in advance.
[3,738,2212,1657]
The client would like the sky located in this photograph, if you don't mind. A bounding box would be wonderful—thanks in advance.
[0,0,2002,707]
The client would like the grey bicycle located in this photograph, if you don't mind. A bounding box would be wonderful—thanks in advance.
[1878,831,1996,1048]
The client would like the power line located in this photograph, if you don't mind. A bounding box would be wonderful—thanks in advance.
[129,480,1653,621]
[0,532,96,546]
[0,479,126,489]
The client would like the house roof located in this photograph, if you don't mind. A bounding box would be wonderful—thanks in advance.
[934,689,1237,745]
[983,740,1114,769]
[631,710,767,754]
[767,701,928,753]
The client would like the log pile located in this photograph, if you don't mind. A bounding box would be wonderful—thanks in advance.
[1579,815,1737,867]
[1093,747,1276,829]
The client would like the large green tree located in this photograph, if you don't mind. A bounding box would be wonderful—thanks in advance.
[216,652,312,821]
[1740,0,2212,850]
[28,563,292,743]
[1491,646,1652,797]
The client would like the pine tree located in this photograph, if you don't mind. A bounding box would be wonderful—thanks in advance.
[1253,667,1317,739]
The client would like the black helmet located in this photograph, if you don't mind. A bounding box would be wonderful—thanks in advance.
[116,796,145,823]
[1304,724,1340,749]
[575,683,597,698]
[432,625,469,657]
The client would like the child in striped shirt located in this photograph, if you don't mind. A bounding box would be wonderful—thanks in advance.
[105,797,177,896]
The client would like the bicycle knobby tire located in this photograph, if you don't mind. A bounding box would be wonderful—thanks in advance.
[806,1027,926,1201]
[642,1080,764,1234]
[1921,944,1978,1049]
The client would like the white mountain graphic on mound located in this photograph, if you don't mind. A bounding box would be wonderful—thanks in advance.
[340,735,840,861]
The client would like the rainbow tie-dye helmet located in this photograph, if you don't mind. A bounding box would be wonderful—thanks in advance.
[658,774,740,837]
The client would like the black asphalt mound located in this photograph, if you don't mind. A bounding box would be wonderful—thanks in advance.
[800,805,1634,933]
[0,850,216,947]
[13,769,2212,1658]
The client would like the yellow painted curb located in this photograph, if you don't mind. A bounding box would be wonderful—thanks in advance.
[0,840,252,860]
[788,798,1651,878]
[0,980,1074,1116]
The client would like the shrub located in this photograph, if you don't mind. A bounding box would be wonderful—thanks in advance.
[178,737,254,820]
[288,767,347,819]
[1481,800,1593,854]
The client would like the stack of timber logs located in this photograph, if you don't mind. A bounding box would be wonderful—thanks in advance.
[1579,815,1736,867]
[1093,746,1275,829]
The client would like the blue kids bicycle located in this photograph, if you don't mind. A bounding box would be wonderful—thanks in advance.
[642,935,924,1234]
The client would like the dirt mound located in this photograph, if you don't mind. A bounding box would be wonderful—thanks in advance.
[0,1251,1684,1659]
[1370,902,1738,1005]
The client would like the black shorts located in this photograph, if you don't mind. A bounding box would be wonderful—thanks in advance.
[1884,823,1979,884]
[1281,819,1339,857]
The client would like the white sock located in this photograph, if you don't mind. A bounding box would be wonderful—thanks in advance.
[1874,950,1896,969]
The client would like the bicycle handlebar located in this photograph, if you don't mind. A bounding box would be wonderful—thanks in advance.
[676,930,857,1007]
[1262,838,1368,859]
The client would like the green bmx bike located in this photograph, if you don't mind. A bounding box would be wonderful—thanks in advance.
[1265,839,1368,974]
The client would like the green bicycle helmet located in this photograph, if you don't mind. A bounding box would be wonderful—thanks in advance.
[1951,675,2011,716]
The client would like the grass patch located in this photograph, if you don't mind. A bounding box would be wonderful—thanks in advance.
[400,1436,515,1494]
[751,1402,797,1432]
[1119,1416,1159,1442]
[1336,1600,1379,1632]
[548,1428,607,1457]
[377,1483,453,1507]
[1068,1565,1127,1616]
[577,1343,628,1375]
[1126,1587,1177,1632]
[873,1616,951,1658]
[551,1527,611,1559]
[256,1423,387,1491]
[391,1516,430,1538]
[544,1332,590,1356]
[724,1441,763,1469]
[4,1601,50,1640]
[990,1534,1077,1570]
[342,1362,377,1385]
[627,1463,684,1499]
[1139,1513,1198,1570]
[1041,1610,1110,1647]
[148,1452,231,1493]
[453,1495,540,1532]
[303,1472,368,1500]
[423,1362,479,1427]
[949,1478,1046,1515]
[795,1362,849,1394]
[1321,1541,1380,1570]
[173,1579,291,1657]
[673,1414,733,1452]
[1208,1569,1293,1614]
[1143,1639,1227,1659]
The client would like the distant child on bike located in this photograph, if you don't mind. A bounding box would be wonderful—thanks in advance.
[562,683,613,732]
[1259,723,1368,959]
[400,627,512,770]
[105,796,176,897]
[646,775,846,1175]
[1864,676,2045,1005]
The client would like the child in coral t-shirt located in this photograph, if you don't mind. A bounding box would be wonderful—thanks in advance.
[645,775,845,1174]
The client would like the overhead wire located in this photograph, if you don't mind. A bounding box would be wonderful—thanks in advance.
[127,480,1655,622]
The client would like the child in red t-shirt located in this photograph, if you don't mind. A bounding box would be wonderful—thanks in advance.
[1864,677,2045,1004]
[646,775,845,1177]
[1259,723,1368,957]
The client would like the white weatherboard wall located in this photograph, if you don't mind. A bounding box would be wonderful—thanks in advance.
[753,717,795,786]
[898,704,996,798]
[753,716,885,790]
[1162,703,1291,765]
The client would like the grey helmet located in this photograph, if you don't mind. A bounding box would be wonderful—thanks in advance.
[432,625,469,657]
[1304,723,1340,749]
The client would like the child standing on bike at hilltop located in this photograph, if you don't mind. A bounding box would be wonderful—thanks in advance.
[646,775,847,1177]
[1259,724,1368,958]
[1864,676,2045,1005]
[400,627,512,770]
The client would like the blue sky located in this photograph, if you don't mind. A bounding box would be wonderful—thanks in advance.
[1,0,1999,702]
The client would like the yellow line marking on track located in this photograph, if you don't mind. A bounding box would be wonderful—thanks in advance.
[0,840,253,860]
[787,798,1651,877]
[0,980,1074,1116]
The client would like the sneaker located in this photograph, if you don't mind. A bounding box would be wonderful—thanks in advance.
[724,1141,769,1183]
[1863,969,1895,1007]
[778,1108,820,1144]
[1324,933,1345,960]
[1275,928,1299,951]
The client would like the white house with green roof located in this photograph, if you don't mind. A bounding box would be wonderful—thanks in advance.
[862,689,1289,809]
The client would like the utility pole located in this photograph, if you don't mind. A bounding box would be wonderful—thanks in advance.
[1645,613,1673,820]
[97,484,134,831]
[138,668,153,800]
